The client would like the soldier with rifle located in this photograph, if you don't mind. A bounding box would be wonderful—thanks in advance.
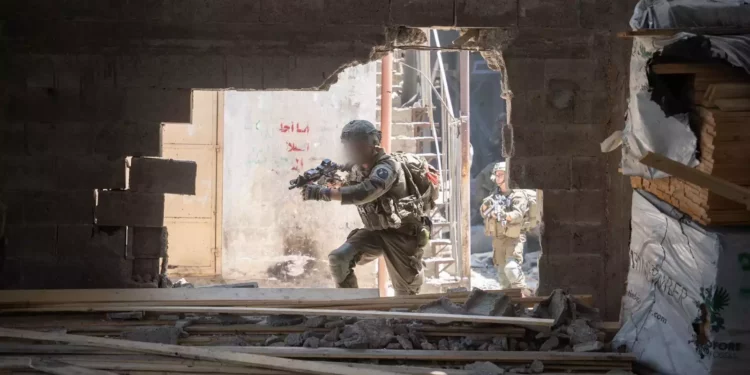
[294,120,438,296]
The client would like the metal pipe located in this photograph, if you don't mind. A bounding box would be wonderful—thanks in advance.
[459,50,471,285]
[378,52,393,297]
[432,30,455,118]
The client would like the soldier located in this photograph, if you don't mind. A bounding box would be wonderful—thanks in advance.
[480,162,534,292]
[299,120,428,296]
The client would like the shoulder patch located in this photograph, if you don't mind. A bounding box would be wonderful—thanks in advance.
[376,167,390,180]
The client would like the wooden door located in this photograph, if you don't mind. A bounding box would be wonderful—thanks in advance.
[161,91,223,277]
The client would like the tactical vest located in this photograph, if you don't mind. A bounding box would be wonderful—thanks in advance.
[483,190,532,239]
[353,154,421,231]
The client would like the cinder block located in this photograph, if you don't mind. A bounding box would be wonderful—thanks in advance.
[24,191,95,224]
[26,122,94,156]
[3,225,57,259]
[37,257,134,289]
[0,259,22,289]
[579,0,614,29]
[510,90,546,125]
[573,190,605,224]
[542,125,602,157]
[572,157,605,190]
[0,123,26,156]
[541,221,572,255]
[260,0,325,24]
[130,227,168,259]
[538,253,605,313]
[133,258,161,284]
[391,0,454,27]
[57,156,127,190]
[571,224,607,254]
[511,122,544,158]
[0,192,25,224]
[323,0,389,25]
[545,59,606,92]
[0,157,57,191]
[116,55,227,89]
[456,0,517,27]
[506,59,545,93]
[226,56,264,90]
[262,56,291,90]
[542,190,575,223]
[129,158,197,195]
[519,0,579,28]
[510,156,571,190]
[7,88,83,122]
[94,122,162,157]
[287,56,353,90]
[96,191,164,227]
[57,225,127,258]
[504,28,597,59]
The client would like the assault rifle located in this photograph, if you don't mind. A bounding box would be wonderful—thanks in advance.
[288,159,345,190]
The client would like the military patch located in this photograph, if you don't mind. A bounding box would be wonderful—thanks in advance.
[376,167,390,180]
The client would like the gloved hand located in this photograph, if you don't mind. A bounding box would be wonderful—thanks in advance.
[301,184,331,201]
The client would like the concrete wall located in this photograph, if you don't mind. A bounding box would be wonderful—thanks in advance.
[222,63,377,287]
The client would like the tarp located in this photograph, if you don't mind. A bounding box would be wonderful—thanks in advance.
[631,0,750,30]
[613,190,750,375]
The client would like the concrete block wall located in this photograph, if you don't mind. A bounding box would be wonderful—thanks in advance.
[1,1,633,307]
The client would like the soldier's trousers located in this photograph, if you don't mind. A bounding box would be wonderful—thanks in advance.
[492,234,526,289]
[328,225,424,296]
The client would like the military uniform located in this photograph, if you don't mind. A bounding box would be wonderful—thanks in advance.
[328,151,425,296]
[481,188,531,289]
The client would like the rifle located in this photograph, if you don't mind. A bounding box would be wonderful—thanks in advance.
[288,159,344,190]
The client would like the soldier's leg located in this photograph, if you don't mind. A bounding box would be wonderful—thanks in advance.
[504,234,526,289]
[380,226,424,296]
[492,237,511,289]
[328,229,383,288]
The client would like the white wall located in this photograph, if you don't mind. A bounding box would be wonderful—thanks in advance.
[222,63,377,287]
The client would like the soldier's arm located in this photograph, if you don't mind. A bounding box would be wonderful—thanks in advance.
[505,193,529,224]
[479,196,494,218]
[327,163,397,205]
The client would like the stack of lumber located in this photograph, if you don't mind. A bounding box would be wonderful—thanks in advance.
[0,288,631,375]
[632,63,750,225]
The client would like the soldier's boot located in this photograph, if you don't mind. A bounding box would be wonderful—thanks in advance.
[337,272,359,288]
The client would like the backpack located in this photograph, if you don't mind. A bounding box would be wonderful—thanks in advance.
[520,190,542,230]
[391,152,440,213]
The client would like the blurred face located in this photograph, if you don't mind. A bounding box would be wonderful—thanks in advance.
[343,140,376,166]
[494,170,506,188]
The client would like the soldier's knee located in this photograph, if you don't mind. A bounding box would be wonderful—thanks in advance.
[328,243,355,267]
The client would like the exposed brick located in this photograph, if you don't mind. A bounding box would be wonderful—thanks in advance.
[572,157,605,190]
[94,122,162,157]
[96,191,165,227]
[129,158,197,195]
[133,258,161,284]
[391,0,455,27]
[130,227,168,259]
[456,0,517,27]
[541,221,572,255]
[226,56,264,89]
[57,225,126,258]
[505,28,597,59]
[519,0,579,28]
[9,88,191,123]
[0,157,57,191]
[544,59,607,92]
[261,0,325,24]
[57,156,127,190]
[542,125,602,157]
[542,190,575,223]
[24,191,95,225]
[571,224,607,254]
[0,123,27,156]
[506,59,545,92]
[3,225,57,259]
[116,55,227,89]
[26,122,94,156]
[324,0,389,25]
[510,156,571,190]
[574,190,606,224]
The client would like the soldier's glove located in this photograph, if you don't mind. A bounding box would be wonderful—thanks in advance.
[301,185,331,201]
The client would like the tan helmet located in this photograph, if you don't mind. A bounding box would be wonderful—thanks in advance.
[490,161,506,182]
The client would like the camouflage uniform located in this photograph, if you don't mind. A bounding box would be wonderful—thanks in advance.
[480,164,530,289]
[328,122,425,296]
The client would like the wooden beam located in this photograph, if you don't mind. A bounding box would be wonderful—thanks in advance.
[30,358,120,375]
[639,152,750,209]
[650,63,739,75]
[0,306,554,328]
[0,288,379,307]
[0,328,396,375]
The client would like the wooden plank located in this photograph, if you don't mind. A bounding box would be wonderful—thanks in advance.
[640,152,750,209]
[715,98,750,112]
[0,288,379,306]
[0,306,554,327]
[29,358,120,375]
[618,28,750,38]
[651,63,739,75]
[0,328,397,375]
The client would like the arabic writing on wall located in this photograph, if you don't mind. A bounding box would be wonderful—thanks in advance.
[279,121,311,172]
